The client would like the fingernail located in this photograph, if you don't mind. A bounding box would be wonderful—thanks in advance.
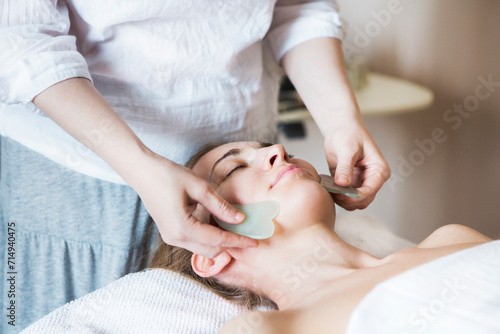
[235,211,245,222]
[336,176,349,184]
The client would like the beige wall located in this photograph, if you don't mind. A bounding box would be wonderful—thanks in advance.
[338,0,500,241]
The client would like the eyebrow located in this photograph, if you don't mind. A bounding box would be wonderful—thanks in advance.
[208,142,272,184]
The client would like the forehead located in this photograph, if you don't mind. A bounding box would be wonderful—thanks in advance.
[192,141,259,180]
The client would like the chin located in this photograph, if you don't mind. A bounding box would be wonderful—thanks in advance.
[274,180,336,231]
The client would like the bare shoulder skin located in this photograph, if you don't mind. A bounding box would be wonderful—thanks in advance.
[416,224,492,248]
[219,225,492,334]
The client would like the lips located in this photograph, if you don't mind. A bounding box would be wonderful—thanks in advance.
[272,165,300,187]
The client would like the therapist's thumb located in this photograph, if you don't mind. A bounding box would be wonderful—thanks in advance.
[333,150,357,187]
[194,183,245,225]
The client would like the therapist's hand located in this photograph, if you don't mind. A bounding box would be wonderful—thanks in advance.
[280,37,390,210]
[33,78,255,259]
[133,153,258,259]
[324,114,391,211]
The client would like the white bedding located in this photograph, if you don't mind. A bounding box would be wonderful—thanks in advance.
[22,269,246,334]
[347,240,500,334]
[22,213,416,333]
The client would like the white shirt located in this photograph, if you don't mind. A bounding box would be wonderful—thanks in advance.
[0,0,344,184]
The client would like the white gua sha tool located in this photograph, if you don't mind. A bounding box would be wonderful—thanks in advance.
[319,174,361,199]
[213,201,279,239]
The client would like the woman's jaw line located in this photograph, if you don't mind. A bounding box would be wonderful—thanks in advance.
[219,222,383,310]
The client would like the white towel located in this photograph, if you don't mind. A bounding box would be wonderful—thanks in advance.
[346,240,500,334]
[21,269,247,334]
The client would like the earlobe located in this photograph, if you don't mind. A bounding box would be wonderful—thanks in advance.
[191,251,232,277]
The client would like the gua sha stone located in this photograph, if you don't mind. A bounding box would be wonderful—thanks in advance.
[213,201,279,239]
[319,174,361,199]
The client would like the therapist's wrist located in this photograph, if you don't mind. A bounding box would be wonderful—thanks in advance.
[110,140,164,190]
[310,105,363,138]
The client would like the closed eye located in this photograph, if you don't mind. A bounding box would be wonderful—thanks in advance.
[225,165,246,179]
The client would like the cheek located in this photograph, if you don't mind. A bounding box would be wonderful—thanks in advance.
[293,160,320,181]
[217,173,267,204]
[192,204,211,224]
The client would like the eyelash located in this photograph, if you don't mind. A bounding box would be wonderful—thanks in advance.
[225,165,246,179]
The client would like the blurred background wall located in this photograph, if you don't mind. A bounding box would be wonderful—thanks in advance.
[280,0,500,242]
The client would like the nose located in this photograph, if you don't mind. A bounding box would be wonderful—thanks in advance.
[262,144,288,171]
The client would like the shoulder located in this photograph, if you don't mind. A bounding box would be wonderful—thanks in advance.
[218,310,282,334]
[417,224,492,248]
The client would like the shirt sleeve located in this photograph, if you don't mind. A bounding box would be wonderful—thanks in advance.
[266,0,346,62]
[0,0,92,104]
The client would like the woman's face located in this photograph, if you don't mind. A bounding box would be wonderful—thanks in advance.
[192,141,336,235]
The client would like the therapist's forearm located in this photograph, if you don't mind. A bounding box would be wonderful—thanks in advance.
[281,37,360,136]
[32,77,155,186]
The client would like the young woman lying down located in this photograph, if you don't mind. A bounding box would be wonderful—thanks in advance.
[150,141,497,334]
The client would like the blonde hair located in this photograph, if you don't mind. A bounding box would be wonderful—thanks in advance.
[150,143,278,310]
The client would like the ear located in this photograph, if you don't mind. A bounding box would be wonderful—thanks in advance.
[191,251,232,278]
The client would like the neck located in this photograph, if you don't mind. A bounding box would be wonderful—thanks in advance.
[230,224,382,310]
